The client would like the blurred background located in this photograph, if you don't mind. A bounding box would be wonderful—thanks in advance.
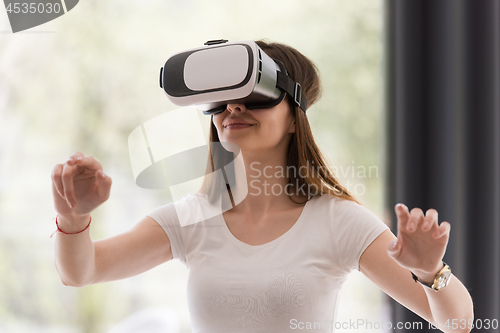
[0,0,391,332]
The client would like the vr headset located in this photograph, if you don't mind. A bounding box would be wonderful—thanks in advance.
[159,39,308,115]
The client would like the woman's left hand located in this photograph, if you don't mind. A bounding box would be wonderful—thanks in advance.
[387,203,451,282]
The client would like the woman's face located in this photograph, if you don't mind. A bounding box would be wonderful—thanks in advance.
[212,98,296,152]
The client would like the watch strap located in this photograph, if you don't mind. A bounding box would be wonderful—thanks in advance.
[411,262,451,291]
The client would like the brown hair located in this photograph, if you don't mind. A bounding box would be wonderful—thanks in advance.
[197,39,361,206]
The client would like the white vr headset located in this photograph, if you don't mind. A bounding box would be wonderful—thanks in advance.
[159,39,308,115]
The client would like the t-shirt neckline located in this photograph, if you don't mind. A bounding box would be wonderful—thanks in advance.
[218,195,318,250]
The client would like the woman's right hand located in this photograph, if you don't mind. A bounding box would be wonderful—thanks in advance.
[51,152,112,219]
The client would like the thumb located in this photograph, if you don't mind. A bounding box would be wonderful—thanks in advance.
[96,169,106,180]
[96,169,111,186]
[387,239,401,259]
[96,169,111,200]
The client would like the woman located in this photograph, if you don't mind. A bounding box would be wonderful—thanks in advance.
[51,40,474,333]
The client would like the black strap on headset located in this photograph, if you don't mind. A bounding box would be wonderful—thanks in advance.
[276,71,308,112]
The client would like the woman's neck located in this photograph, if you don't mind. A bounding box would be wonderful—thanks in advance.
[226,149,309,217]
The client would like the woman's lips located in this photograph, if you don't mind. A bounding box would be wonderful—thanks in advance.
[225,124,254,130]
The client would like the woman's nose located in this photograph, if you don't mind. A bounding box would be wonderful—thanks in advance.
[226,103,247,113]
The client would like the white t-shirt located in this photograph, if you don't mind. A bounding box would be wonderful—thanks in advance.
[146,193,390,333]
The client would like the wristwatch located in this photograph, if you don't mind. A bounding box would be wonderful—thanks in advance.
[411,262,452,292]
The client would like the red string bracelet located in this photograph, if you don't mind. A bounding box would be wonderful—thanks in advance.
[50,214,92,238]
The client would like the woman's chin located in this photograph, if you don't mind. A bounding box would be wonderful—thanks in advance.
[220,140,242,153]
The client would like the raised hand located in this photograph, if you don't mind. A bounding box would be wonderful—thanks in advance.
[51,152,112,219]
[387,203,451,282]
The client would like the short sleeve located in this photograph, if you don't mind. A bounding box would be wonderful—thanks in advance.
[147,202,187,266]
[332,198,390,273]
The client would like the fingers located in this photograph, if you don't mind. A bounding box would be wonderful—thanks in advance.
[406,207,424,233]
[51,152,84,198]
[61,162,77,208]
[73,154,103,170]
[68,152,85,163]
[394,204,424,233]
[433,221,451,238]
[95,169,109,182]
[51,164,65,198]
[96,169,112,201]
[423,208,438,232]
[394,203,410,230]
[395,204,448,236]
[51,152,100,209]
[62,155,83,207]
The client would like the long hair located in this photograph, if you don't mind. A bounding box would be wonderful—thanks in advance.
[197,40,362,206]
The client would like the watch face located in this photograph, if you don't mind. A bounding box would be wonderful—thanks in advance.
[434,269,452,290]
